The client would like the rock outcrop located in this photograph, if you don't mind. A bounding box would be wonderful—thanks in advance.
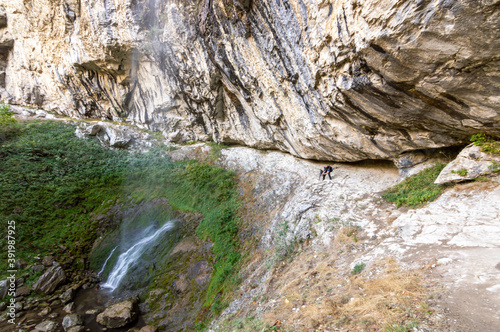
[61,313,83,331]
[1,1,500,162]
[435,143,500,184]
[32,265,66,295]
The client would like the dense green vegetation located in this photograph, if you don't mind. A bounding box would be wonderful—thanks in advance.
[0,118,242,322]
[0,120,128,278]
[382,163,447,208]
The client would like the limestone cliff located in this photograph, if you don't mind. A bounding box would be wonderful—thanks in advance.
[1,0,500,161]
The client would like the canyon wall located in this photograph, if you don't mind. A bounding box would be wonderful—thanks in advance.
[1,0,499,161]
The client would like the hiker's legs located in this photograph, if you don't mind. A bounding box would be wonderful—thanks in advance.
[328,173,332,180]
[319,169,323,180]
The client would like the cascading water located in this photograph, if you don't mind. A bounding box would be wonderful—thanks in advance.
[97,246,117,276]
[101,221,175,291]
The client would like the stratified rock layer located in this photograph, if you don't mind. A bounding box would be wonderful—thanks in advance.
[1,1,500,161]
[32,265,66,295]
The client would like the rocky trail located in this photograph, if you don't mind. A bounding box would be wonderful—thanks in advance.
[210,146,500,331]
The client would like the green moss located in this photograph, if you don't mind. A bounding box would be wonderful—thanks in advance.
[451,168,468,177]
[0,120,127,277]
[382,163,448,208]
[471,133,500,154]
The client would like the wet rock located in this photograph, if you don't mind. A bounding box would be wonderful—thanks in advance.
[0,302,6,311]
[96,299,138,328]
[48,312,58,319]
[42,256,55,267]
[435,144,500,184]
[60,288,74,304]
[34,320,59,332]
[62,313,83,331]
[32,265,66,295]
[63,302,75,313]
[139,326,157,332]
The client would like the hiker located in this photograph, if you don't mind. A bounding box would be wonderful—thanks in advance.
[319,164,333,180]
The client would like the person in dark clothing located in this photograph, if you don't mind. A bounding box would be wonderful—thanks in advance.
[319,165,333,180]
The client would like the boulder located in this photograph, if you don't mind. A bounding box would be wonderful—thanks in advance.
[38,307,52,317]
[60,288,74,304]
[32,265,66,294]
[42,256,55,267]
[33,264,45,273]
[75,124,102,139]
[63,302,75,313]
[103,126,134,148]
[435,144,500,184]
[62,313,83,331]
[34,320,59,332]
[96,299,138,328]
[16,285,30,296]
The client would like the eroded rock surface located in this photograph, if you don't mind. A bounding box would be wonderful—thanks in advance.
[2,1,500,161]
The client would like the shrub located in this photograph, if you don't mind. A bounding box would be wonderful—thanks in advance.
[352,262,366,275]
[0,103,18,141]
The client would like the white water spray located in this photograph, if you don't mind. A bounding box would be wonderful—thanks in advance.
[98,246,117,277]
[102,221,175,291]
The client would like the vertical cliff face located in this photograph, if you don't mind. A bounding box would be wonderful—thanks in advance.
[1,0,500,161]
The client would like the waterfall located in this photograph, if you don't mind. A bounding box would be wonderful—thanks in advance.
[97,246,117,276]
[101,221,175,291]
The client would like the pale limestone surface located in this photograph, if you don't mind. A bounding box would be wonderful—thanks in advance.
[435,143,500,184]
[1,1,500,161]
